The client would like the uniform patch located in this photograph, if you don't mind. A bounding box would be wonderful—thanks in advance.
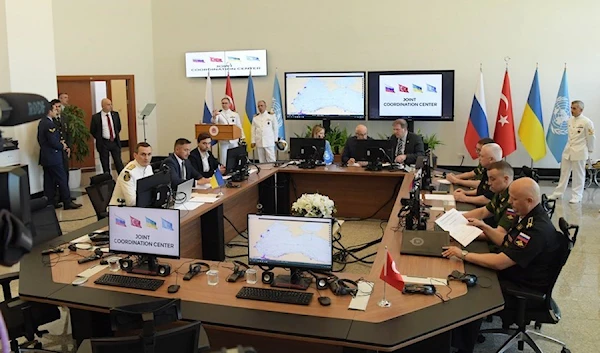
[126,163,136,170]
[589,128,595,135]
[526,217,534,229]
[49,128,56,132]
[506,208,516,220]
[123,171,131,181]
[515,232,531,248]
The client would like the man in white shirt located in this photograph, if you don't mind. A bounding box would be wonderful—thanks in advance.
[212,97,244,165]
[549,100,595,203]
[109,142,153,206]
[251,100,278,163]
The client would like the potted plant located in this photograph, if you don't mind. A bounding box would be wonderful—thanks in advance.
[417,129,444,168]
[63,105,91,188]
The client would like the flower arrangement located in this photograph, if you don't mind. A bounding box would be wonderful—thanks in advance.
[291,193,336,218]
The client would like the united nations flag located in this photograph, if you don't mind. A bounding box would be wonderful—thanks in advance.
[546,68,570,163]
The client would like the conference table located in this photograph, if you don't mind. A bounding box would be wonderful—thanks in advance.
[18,164,504,353]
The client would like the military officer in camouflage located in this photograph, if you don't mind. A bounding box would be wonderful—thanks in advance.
[462,161,514,245]
[446,137,495,188]
[109,142,153,206]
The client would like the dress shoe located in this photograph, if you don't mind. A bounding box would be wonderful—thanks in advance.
[71,197,77,201]
[568,199,580,204]
[63,201,82,210]
[53,202,63,209]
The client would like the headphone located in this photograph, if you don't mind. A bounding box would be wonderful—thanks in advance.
[448,270,478,287]
[329,278,358,296]
[189,261,210,274]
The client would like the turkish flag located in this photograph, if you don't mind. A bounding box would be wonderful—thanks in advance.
[493,70,517,157]
[225,73,236,111]
[380,251,404,292]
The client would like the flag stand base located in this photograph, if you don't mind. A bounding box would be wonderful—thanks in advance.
[377,299,391,308]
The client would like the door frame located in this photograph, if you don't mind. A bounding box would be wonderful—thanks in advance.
[57,75,138,161]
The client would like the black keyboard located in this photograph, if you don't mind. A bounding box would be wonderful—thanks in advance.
[236,287,313,305]
[94,274,164,291]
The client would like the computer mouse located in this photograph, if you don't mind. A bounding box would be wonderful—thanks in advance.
[167,284,180,294]
[318,296,331,306]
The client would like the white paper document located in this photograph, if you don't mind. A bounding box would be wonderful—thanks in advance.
[437,179,451,185]
[193,183,212,190]
[424,194,455,201]
[174,201,205,211]
[434,208,482,247]
[188,194,221,204]
[348,281,374,311]
[402,275,448,286]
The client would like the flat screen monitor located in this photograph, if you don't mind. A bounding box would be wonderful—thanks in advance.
[136,170,172,208]
[285,71,366,120]
[248,214,333,271]
[354,139,394,162]
[108,206,180,259]
[225,145,248,175]
[289,138,326,161]
[368,70,455,121]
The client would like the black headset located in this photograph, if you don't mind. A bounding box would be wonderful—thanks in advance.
[448,270,478,287]
[329,278,358,296]
[189,261,210,274]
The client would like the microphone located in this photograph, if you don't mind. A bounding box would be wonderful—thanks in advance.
[379,148,394,164]
[0,93,50,127]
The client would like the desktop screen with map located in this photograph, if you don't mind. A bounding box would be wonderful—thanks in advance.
[285,72,366,120]
[248,214,333,270]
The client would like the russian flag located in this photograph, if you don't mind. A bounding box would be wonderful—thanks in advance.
[464,71,489,159]
[202,73,214,124]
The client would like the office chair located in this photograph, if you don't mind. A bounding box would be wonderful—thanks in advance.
[86,175,116,220]
[541,193,556,219]
[30,196,63,244]
[479,217,577,353]
[518,165,539,183]
[151,156,168,173]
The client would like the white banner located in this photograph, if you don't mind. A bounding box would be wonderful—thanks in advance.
[185,49,267,78]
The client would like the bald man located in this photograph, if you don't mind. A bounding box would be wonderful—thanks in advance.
[342,124,371,165]
[444,177,562,353]
[90,98,125,174]
[453,143,503,206]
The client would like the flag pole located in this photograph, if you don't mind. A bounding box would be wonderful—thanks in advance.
[378,246,391,308]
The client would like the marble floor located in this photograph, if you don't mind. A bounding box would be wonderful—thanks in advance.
[1,179,599,352]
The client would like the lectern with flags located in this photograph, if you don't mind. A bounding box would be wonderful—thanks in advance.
[378,247,404,307]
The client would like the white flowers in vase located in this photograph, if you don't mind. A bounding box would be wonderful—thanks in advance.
[291,193,336,218]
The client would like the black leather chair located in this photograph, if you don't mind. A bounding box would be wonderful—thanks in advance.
[479,217,577,353]
[151,156,168,173]
[519,166,540,183]
[30,196,63,243]
[86,174,115,220]
[541,193,556,220]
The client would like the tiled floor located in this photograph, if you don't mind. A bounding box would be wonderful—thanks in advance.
[2,179,599,352]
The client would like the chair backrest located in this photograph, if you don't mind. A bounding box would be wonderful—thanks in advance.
[519,165,540,183]
[86,179,116,221]
[109,299,181,333]
[541,193,556,219]
[544,217,578,307]
[90,173,113,186]
[90,320,201,353]
[29,196,62,246]
[151,156,168,173]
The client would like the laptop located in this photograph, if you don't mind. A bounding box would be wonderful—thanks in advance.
[175,178,194,204]
[400,230,450,258]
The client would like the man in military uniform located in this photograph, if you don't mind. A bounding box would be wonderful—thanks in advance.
[251,100,278,163]
[109,142,153,206]
[443,177,562,353]
[50,99,74,203]
[37,104,81,210]
[453,143,502,206]
[212,97,244,165]
[549,100,595,203]
[446,137,495,188]
[462,160,514,245]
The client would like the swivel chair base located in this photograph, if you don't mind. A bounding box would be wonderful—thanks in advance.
[479,327,570,353]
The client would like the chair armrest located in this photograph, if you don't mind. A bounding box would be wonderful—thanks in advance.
[7,298,27,309]
[0,271,19,300]
[505,286,546,302]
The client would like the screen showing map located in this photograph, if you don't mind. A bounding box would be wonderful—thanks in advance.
[248,214,333,270]
[285,72,366,120]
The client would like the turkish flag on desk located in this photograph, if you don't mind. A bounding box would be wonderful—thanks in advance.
[493,70,517,157]
[380,251,404,292]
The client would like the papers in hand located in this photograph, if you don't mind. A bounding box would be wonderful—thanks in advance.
[424,194,455,201]
[434,208,481,247]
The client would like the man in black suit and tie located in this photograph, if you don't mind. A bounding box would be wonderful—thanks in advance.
[37,103,81,210]
[90,98,125,174]
[390,119,425,165]
[162,138,213,190]
[189,132,226,179]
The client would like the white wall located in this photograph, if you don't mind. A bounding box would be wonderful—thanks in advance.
[151,0,600,168]
[52,0,158,151]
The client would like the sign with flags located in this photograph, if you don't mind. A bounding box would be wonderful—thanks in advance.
[380,251,404,292]
[225,73,236,111]
[202,74,214,124]
[210,168,225,189]
[272,73,285,140]
[244,74,256,153]
[546,68,570,163]
[493,70,517,157]
[464,71,489,159]
[519,68,547,161]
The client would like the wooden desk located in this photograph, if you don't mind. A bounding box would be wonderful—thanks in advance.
[19,169,504,353]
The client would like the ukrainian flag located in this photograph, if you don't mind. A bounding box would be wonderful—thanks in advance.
[243,74,256,153]
[210,168,225,189]
[518,69,547,161]
[413,84,423,93]
[146,217,157,229]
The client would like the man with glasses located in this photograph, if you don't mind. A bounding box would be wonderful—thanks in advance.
[390,119,425,165]
[342,124,371,165]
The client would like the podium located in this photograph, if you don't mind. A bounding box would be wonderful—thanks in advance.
[195,124,242,141]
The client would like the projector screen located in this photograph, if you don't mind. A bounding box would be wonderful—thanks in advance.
[368,70,455,121]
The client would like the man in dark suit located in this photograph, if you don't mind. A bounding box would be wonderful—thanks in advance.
[390,118,425,165]
[341,124,372,164]
[162,138,212,190]
[90,98,125,175]
[189,132,225,179]
[37,103,81,210]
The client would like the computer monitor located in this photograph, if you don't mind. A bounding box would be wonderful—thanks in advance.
[248,214,333,290]
[226,145,248,181]
[136,169,172,208]
[289,138,326,169]
[354,139,394,170]
[108,206,180,275]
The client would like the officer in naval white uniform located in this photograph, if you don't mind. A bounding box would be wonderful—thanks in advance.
[212,97,244,165]
[109,142,154,206]
[251,100,278,163]
[550,100,595,203]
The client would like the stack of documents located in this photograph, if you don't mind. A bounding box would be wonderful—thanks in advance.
[434,208,481,247]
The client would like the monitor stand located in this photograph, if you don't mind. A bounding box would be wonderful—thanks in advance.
[271,268,312,290]
[128,256,165,276]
